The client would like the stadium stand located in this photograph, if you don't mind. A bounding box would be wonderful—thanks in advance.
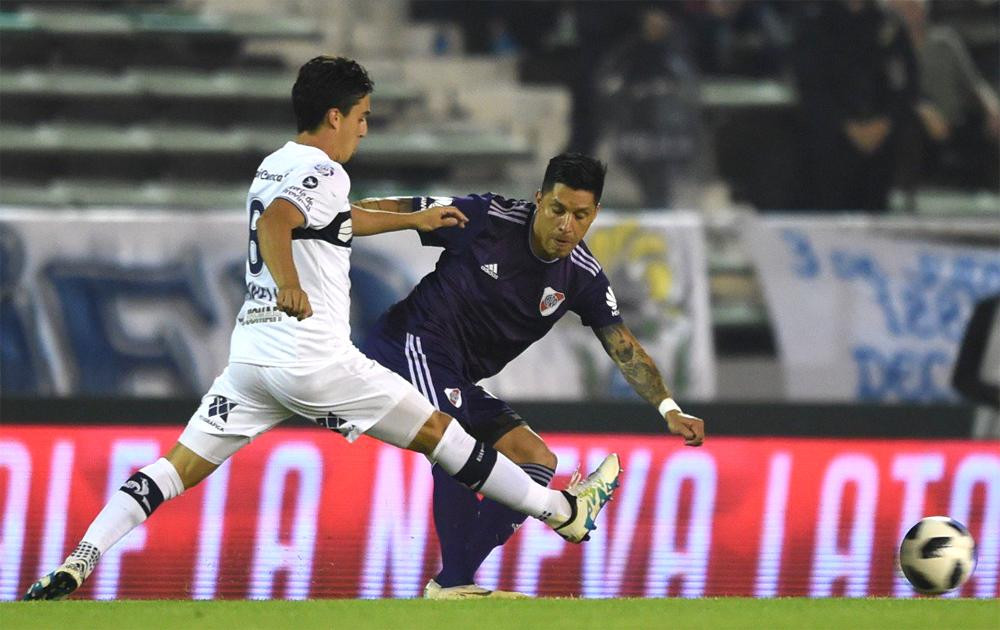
[1,0,996,398]
[0,0,541,209]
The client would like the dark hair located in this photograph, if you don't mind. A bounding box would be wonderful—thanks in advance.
[292,56,374,133]
[541,153,608,202]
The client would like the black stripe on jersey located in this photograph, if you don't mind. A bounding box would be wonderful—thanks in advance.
[291,211,353,248]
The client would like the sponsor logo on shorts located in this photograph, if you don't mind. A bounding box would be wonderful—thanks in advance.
[302,176,319,189]
[209,396,237,422]
[539,287,565,316]
[201,417,225,431]
[201,396,236,432]
[317,412,354,438]
[444,387,463,408]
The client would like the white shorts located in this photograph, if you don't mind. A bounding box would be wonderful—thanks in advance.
[179,347,436,464]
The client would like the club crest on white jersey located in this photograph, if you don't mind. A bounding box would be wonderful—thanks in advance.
[539,286,565,316]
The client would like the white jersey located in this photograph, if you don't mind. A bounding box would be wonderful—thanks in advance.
[229,141,354,366]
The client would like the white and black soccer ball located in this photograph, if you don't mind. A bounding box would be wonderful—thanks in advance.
[899,516,977,595]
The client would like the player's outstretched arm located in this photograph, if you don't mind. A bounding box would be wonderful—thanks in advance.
[353,196,415,213]
[350,204,468,236]
[258,198,312,320]
[594,322,705,446]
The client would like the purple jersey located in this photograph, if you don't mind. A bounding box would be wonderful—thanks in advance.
[378,193,623,382]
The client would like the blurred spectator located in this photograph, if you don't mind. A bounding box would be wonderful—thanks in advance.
[889,0,1000,191]
[487,16,520,57]
[687,0,792,77]
[793,0,919,211]
[952,293,1000,439]
[545,1,580,49]
[596,7,701,207]
[559,2,624,156]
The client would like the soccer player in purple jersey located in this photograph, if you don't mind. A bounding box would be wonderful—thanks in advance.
[357,153,706,599]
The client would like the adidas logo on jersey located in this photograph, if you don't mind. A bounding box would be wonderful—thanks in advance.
[481,263,499,279]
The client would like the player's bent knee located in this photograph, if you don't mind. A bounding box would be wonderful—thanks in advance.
[495,426,557,469]
[406,410,453,455]
[164,443,219,489]
[512,442,557,470]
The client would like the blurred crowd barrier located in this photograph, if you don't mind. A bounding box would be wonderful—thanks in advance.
[0,209,714,400]
[745,215,1000,402]
[3,209,998,404]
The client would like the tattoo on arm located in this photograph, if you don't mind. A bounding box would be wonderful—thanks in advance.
[596,323,671,406]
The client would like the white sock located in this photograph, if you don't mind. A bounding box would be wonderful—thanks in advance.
[80,458,184,557]
[430,420,571,522]
[80,493,146,557]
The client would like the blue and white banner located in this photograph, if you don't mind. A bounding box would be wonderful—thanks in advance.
[1,209,714,400]
[746,216,1000,402]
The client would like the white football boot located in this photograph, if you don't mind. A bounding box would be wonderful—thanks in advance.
[423,580,529,599]
[547,453,621,544]
[23,543,98,601]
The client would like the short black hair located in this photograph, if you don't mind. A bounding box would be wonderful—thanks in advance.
[540,153,607,202]
[292,56,374,133]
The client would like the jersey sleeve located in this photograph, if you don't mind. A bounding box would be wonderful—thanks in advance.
[572,270,624,329]
[415,193,492,250]
[274,160,351,229]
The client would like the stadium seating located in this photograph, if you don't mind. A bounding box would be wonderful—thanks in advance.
[0,0,540,209]
[0,0,994,374]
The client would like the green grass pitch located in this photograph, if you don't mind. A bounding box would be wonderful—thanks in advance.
[2,598,997,629]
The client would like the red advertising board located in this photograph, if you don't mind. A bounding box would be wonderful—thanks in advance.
[1,426,997,600]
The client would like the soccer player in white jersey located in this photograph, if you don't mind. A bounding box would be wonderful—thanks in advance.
[23,56,621,601]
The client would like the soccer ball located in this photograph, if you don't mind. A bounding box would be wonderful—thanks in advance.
[899,516,976,595]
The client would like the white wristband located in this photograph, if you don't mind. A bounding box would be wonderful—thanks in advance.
[658,398,681,417]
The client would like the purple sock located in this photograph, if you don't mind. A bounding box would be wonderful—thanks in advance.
[462,463,556,578]
[431,464,480,587]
